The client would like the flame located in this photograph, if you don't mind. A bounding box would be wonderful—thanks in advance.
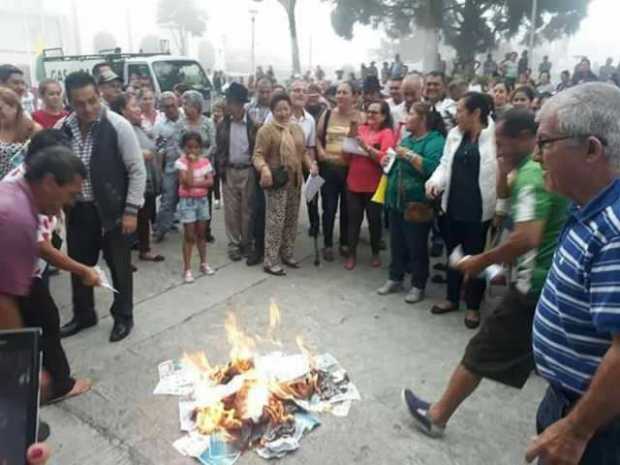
[225,313,255,371]
[187,302,320,441]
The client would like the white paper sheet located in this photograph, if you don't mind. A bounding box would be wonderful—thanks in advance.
[342,137,368,156]
[304,175,325,202]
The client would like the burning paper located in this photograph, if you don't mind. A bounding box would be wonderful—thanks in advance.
[155,302,360,463]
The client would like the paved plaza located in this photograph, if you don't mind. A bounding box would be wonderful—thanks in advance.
[44,208,545,465]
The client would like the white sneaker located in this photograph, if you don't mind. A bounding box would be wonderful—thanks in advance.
[183,270,195,284]
[200,263,215,275]
[377,280,403,295]
[405,287,425,304]
[214,200,221,210]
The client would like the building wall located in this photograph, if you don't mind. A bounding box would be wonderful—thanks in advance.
[0,1,75,82]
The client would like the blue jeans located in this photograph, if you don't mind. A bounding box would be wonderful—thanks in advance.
[153,172,178,235]
[388,210,431,289]
[536,384,620,464]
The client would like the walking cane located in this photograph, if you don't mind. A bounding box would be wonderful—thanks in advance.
[312,197,320,266]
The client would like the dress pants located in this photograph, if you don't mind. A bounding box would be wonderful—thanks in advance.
[264,181,301,268]
[137,193,157,254]
[346,191,382,256]
[222,167,256,252]
[389,210,432,289]
[250,169,266,254]
[20,275,74,398]
[320,163,349,249]
[66,202,133,324]
[442,216,490,310]
[153,172,178,236]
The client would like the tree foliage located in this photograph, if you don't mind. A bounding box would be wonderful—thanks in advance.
[157,0,207,55]
[329,0,591,65]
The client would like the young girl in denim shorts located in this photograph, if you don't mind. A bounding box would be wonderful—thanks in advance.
[175,132,215,283]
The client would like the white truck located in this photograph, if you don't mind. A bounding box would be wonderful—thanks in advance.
[39,48,213,108]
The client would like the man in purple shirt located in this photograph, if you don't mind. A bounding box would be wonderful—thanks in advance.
[0,146,85,329]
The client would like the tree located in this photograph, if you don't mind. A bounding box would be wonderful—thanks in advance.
[329,0,591,74]
[157,0,207,55]
[276,0,301,74]
[92,31,117,53]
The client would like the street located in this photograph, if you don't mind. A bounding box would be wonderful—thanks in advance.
[45,207,545,465]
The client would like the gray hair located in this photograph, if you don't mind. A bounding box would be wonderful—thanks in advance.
[182,90,204,111]
[159,91,177,103]
[539,83,620,169]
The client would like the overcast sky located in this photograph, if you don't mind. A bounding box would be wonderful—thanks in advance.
[43,0,619,72]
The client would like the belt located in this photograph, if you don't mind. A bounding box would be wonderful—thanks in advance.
[228,163,252,170]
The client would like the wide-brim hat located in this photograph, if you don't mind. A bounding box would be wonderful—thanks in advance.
[225,82,249,104]
[97,69,122,86]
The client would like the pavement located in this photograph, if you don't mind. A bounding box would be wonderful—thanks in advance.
[44,205,546,465]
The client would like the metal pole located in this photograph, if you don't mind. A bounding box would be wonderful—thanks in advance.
[251,16,256,75]
[528,0,538,62]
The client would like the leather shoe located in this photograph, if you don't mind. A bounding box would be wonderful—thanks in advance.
[245,250,263,266]
[109,320,133,343]
[60,317,97,339]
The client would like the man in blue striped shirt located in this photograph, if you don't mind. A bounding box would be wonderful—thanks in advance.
[526,83,620,465]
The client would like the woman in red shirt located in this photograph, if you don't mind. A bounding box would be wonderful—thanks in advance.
[345,100,395,269]
[32,79,68,129]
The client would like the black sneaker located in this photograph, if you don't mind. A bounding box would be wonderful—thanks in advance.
[402,388,445,438]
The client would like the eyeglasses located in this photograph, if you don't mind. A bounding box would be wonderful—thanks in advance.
[537,134,608,153]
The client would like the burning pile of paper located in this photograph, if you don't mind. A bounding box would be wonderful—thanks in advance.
[153,302,360,464]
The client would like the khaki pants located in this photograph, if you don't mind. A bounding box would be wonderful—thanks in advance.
[223,167,256,252]
[264,181,301,268]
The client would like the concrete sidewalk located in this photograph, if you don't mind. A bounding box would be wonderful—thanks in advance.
[45,208,545,464]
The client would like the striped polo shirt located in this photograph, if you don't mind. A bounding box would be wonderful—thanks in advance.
[533,179,620,395]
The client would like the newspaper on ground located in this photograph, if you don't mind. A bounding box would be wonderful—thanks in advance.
[157,352,359,464]
[255,412,320,459]
[153,360,194,396]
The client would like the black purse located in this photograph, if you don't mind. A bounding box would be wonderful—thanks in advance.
[270,166,289,190]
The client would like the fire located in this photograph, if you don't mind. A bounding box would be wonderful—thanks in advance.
[187,302,315,442]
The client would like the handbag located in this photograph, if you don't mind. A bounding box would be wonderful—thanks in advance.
[270,166,289,190]
[404,202,434,223]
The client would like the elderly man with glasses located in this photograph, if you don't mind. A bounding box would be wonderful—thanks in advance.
[523,82,620,465]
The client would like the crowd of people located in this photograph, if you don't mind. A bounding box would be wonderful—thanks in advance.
[1,46,620,464]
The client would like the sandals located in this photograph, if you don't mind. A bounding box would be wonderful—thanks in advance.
[344,257,356,270]
[464,310,481,329]
[264,265,286,276]
[282,258,300,269]
[44,378,92,405]
[430,303,459,315]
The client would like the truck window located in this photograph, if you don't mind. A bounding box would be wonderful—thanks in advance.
[152,60,211,92]
[127,64,153,89]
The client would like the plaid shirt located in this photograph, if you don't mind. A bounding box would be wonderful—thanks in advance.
[66,112,102,201]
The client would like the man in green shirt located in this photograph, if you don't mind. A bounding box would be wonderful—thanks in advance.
[402,108,568,438]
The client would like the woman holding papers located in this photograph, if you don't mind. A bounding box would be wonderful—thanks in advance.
[377,102,446,304]
[344,100,395,270]
[425,92,497,328]
[316,81,362,262]
[253,93,318,276]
